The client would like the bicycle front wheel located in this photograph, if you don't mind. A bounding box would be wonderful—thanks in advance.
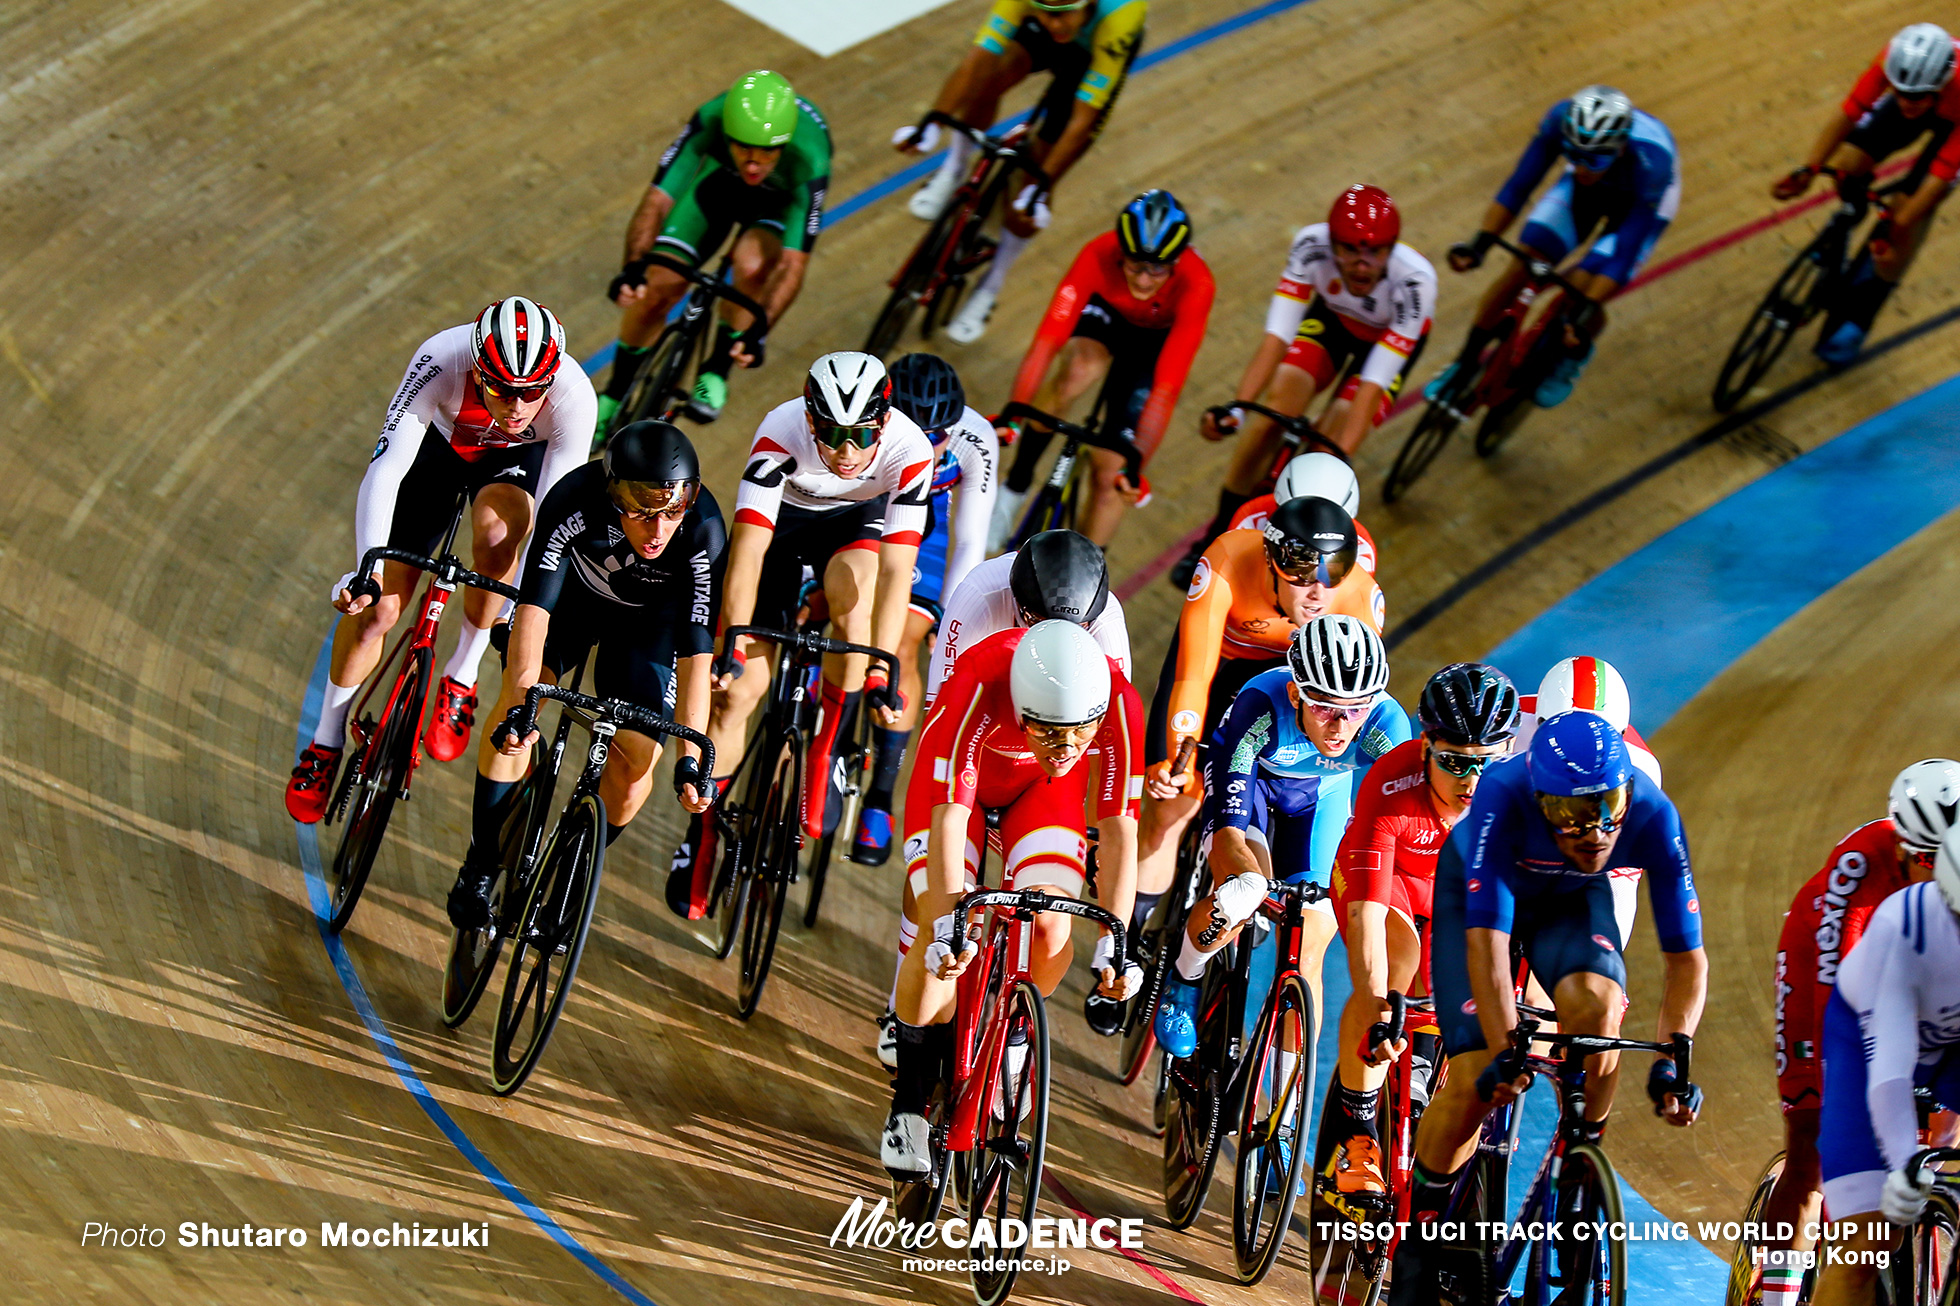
[442,751,547,1027]
[612,320,694,437]
[1533,1140,1628,1306]
[1382,402,1458,504]
[1233,970,1316,1284]
[490,792,605,1095]
[326,647,428,934]
[969,979,1051,1306]
[736,739,798,1019]
[1712,242,1830,413]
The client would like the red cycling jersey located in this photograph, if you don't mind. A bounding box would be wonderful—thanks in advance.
[901,627,1144,901]
[1844,41,1960,182]
[1332,738,1445,986]
[1774,819,1914,1112]
[1008,229,1216,461]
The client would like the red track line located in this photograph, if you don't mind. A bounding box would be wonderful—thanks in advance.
[1112,164,1913,602]
[1039,1170,1208,1303]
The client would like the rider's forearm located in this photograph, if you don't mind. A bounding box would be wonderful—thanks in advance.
[931,45,993,119]
[1478,200,1514,238]
[1804,110,1858,174]
[506,604,550,693]
[1039,103,1101,184]
[928,801,974,900]
[624,186,670,265]
[718,523,771,635]
[1094,814,1138,929]
[872,544,920,658]
[1655,946,1708,1047]
[1467,927,1520,1053]
[673,653,711,764]
[1237,333,1289,403]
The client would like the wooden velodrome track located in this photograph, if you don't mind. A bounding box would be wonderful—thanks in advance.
[4,0,1959,1299]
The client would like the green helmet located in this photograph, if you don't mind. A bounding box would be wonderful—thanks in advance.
[723,70,797,148]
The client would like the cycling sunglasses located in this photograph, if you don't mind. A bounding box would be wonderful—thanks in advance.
[1537,785,1632,836]
[1563,144,1621,173]
[476,369,554,403]
[813,420,882,450]
[1431,747,1499,778]
[1022,718,1102,748]
[1301,692,1376,723]
[1121,254,1176,278]
[1265,538,1356,589]
[609,480,699,522]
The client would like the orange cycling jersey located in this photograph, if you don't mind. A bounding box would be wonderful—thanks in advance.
[1161,528,1384,767]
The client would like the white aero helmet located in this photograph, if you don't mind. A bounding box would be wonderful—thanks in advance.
[804,351,892,428]
[1288,613,1390,700]
[1934,823,1960,915]
[1274,451,1362,518]
[1887,23,1956,95]
[1536,656,1631,732]
[1562,85,1635,154]
[1010,620,1112,726]
[1890,758,1960,852]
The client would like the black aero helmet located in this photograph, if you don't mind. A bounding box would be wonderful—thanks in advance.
[888,353,966,433]
[1418,662,1521,747]
[1010,530,1109,625]
[604,419,701,517]
[1262,495,1358,588]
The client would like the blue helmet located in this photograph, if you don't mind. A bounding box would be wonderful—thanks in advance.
[1115,189,1193,264]
[1528,710,1630,797]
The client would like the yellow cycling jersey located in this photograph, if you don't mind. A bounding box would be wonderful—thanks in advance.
[973,0,1147,111]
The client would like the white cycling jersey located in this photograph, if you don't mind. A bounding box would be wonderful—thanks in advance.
[734,398,934,544]
[924,552,1132,705]
[1838,882,1960,1172]
[352,324,596,568]
[1264,224,1438,392]
[932,405,1000,604]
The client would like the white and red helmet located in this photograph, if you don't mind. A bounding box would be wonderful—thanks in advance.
[1535,656,1631,732]
[471,297,565,387]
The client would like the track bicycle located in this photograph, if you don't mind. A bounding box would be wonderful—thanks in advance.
[1117,742,1202,1115]
[784,585,875,929]
[995,400,1144,551]
[706,625,897,1018]
[865,113,1049,359]
[600,250,769,446]
[470,682,714,1096]
[320,504,519,934]
[890,860,1127,1306]
[1386,235,1599,502]
[1711,174,1911,412]
[1881,1144,1960,1306]
[1415,1015,1693,1306]
[1203,399,1353,485]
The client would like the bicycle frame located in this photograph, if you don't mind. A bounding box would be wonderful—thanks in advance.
[997,399,1145,548]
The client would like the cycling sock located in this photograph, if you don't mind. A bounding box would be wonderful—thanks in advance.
[1408,1159,1463,1223]
[1408,1031,1440,1109]
[312,680,359,749]
[702,323,739,379]
[1760,1265,1804,1303]
[1844,268,1898,331]
[891,1019,948,1115]
[1337,1081,1379,1128]
[1199,486,1254,548]
[976,230,1029,300]
[890,912,918,1007]
[866,726,910,811]
[929,133,976,190]
[1127,890,1162,938]
[1174,929,1219,982]
[602,822,625,848]
[442,613,494,687]
[604,342,652,401]
[468,772,521,861]
[1004,426,1054,494]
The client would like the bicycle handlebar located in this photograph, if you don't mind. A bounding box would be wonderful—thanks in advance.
[1494,1020,1692,1087]
[348,546,522,607]
[1367,990,1411,1059]
[996,401,1144,487]
[1207,402,1353,464]
[1907,1146,1960,1190]
[492,682,715,783]
[714,624,902,684]
[953,886,1126,961]
[634,252,770,334]
[914,112,1053,191]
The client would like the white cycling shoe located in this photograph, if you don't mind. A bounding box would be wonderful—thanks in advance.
[882,1111,932,1180]
[909,170,960,221]
[945,287,996,345]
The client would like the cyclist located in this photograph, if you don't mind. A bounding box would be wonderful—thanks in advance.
[665,353,931,917]
[287,297,596,822]
[1391,711,1707,1302]
[871,530,1132,1066]
[986,190,1214,548]
[880,620,1144,1178]
[1509,654,1661,786]
[1132,497,1384,974]
[449,422,721,925]
[1153,616,1411,1087]
[1224,451,1365,549]
[1425,86,1680,411]
[894,0,1148,344]
[1753,759,1959,1306]
[1772,23,1958,365]
[849,353,999,869]
[1319,664,1520,1206]
[597,71,831,430]
[1811,825,1960,1306]
[1175,184,1432,585]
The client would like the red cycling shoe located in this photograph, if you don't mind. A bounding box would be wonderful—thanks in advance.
[286,744,343,823]
[425,677,477,762]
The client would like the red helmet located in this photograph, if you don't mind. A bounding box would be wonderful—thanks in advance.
[1328,184,1400,249]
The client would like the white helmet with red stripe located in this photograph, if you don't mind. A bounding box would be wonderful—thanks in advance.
[472,297,565,386]
[1535,656,1631,732]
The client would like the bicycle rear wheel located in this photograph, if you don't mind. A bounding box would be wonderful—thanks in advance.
[611,320,695,439]
[1531,1140,1627,1306]
[1382,402,1458,504]
[736,739,798,1019]
[1233,971,1316,1284]
[1164,955,1231,1229]
[1887,1188,1957,1305]
[968,979,1051,1306]
[1712,240,1831,413]
[490,792,606,1095]
[326,647,428,934]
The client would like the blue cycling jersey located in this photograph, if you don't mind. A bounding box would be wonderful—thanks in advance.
[1442,753,1702,953]
[1495,102,1680,285]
